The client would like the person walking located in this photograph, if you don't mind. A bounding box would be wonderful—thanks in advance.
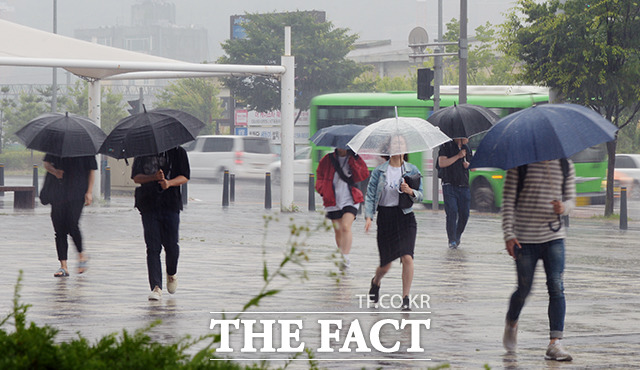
[364,136,423,311]
[315,148,369,269]
[502,159,575,361]
[438,137,472,249]
[131,146,190,301]
[43,154,96,277]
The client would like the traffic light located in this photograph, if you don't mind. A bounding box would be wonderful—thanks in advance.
[127,99,141,115]
[417,68,434,100]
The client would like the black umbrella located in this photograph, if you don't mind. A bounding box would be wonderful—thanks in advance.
[427,103,500,139]
[99,107,205,159]
[15,112,106,157]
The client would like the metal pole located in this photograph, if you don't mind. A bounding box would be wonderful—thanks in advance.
[265,172,272,210]
[51,0,57,113]
[459,0,468,104]
[181,182,187,206]
[280,26,295,211]
[308,173,315,212]
[104,166,111,201]
[88,81,101,199]
[222,170,229,207]
[32,164,39,197]
[432,0,443,211]
[230,174,235,203]
[0,163,4,196]
[620,187,628,230]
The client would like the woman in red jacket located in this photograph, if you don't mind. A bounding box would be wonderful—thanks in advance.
[315,148,369,269]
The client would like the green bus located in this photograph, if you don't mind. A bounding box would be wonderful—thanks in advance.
[309,86,607,211]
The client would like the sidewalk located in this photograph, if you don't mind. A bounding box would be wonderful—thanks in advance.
[1,180,639,369]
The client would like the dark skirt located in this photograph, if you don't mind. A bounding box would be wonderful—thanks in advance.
[376,206,417,266]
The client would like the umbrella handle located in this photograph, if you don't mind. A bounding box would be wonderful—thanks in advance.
[548,214,562,232]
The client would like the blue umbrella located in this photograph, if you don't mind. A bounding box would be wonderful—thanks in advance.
[470,103,617,170]
[310,124,365,149]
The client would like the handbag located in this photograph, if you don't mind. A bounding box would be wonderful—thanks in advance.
[398,164,421,209]
[40,172,63,205]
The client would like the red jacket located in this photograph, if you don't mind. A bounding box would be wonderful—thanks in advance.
[315,151,370,207]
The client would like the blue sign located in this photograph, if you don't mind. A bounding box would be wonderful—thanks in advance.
[235,127,248,136]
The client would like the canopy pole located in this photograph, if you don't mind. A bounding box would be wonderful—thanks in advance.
[88,80,102,200]
[280,26,295,211]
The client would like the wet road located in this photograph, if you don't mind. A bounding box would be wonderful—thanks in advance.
[1,176,639,369]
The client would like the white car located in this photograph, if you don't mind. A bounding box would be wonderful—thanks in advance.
[615,153,640,198]
[267,146,312,184]
[184,135,277,181]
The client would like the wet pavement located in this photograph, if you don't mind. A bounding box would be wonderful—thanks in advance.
[1,176,640,369]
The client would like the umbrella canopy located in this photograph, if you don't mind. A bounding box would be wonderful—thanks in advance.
[309,124,365,148]
[99,107,205,159]
[347,116,451,156]
[15,112,106,157]
[470,103,618,170]
[427,103,500,139]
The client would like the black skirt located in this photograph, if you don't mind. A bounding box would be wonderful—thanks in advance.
[376,206,417,266]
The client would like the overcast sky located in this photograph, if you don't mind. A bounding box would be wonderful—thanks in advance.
[1,0,518,83]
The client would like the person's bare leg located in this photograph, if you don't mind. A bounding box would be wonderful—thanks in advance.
[336,213,355,255]
[400,255,414,297]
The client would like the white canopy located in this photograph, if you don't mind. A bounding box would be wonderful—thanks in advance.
[0,19,285,79]
[0,19,186,79]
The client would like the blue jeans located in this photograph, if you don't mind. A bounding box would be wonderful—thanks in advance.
[442,184,470,244]
[506,239,566,339]
[141,211,180,291]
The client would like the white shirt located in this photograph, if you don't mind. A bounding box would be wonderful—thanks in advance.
[378,164,403,207]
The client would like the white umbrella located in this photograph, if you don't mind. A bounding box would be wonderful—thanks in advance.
[347,115,451,156]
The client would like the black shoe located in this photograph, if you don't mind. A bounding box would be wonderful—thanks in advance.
[369,278,380,303]
[401,295,412,311]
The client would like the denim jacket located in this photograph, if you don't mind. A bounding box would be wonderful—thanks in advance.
[364,161,424,220]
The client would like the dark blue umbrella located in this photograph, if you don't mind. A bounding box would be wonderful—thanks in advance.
[470,103,617,170]
[310,124,364,149]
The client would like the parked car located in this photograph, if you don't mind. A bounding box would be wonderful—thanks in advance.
[614,153,640,198]
[184,135,276,181]
[266,146,312,184]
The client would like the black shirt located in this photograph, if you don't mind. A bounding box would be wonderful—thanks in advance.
[131,147,190,213]
[438,141,472,187]
[43,154,98,202]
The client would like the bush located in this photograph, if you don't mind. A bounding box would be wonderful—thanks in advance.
[0,272,257,369]
[0,148,44,174]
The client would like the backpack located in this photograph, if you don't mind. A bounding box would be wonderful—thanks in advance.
[516,158,569,204]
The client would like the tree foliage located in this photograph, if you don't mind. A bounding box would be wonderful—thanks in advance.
[501,0,640,215]
[61,81,128,134]
[348,71,417,93]
[2,93,48,147]
[155,78,222,135]
[219,11,367,116]
[442,19,521,85]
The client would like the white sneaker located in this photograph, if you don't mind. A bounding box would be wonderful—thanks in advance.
[167,275,177,294]
[340,254,351,270]
[545,341,573,361]
[148,286,162,301]
[503,320,518,352]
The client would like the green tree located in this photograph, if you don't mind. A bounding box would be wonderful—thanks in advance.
[0,86,15,153]
[154,78,222,135]
[62,81,128,134]
[219,11,367,122]
[442,19,520,85]
[349,71,417,93]
[2,93,48,146]
[501,0,640,216]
